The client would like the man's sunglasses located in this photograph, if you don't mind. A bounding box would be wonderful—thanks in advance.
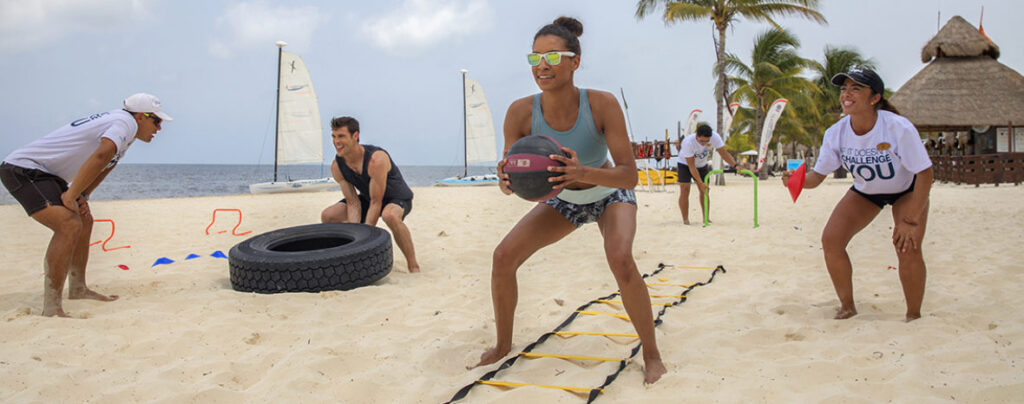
[143,113,162,125]
[527,51,576,67]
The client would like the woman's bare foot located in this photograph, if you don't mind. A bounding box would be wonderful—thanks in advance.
[68,287,118,301]
[905,312,921,322]
[683,219,690,225]
[644,358,667,384]
[41,306,69,317]
[468,346,510,370]
[834,306,857,319]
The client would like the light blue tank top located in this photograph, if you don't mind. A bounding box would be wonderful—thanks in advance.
[531,89,608,168]
[530,88,615,204]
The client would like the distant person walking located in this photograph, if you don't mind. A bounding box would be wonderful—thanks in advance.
[783,68,933,321]
[1,93,172,317]
[674,124,745,224]
[321,116,420,273]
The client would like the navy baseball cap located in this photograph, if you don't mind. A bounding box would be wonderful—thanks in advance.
[831,68,884,95]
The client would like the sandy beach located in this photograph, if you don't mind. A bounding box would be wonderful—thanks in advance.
[1,175,1022,403]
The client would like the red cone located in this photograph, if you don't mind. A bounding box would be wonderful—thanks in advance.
[787,163,806,202]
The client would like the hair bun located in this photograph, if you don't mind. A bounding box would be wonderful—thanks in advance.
[554,16,583,37]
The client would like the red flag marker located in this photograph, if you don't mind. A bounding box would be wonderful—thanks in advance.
[787,163,806,202]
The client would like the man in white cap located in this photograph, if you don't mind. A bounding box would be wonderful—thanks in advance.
[0,93,172,317]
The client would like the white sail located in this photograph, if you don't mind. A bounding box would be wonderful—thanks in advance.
[277,50,323,165]
[250,43,333,194]
[464,77,497,163]
[756,98,788,172]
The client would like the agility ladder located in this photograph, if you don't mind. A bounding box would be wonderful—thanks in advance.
[447,264,727,403]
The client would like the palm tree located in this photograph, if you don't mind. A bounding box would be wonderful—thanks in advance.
[635,0,826,183]
[724,27,817,177]
[797,46,875,177]
[807,46,876,141]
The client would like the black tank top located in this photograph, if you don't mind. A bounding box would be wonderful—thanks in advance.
[336,144,414,200]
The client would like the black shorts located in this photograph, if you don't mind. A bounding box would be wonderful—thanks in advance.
[677,163,710,184]
[0,162,68,216]
[341,194,412,222]
[851,176,917,209]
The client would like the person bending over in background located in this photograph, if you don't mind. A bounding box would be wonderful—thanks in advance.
[1,93,172,317]
[674,124,745,224]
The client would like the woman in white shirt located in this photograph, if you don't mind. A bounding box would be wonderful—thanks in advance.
[783,68,933,322]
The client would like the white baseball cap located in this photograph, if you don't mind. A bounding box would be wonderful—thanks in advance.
[123,93,173,121]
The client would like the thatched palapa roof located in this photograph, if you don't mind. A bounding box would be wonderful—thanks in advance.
[891,16,1024,129]
[920,16,1000,62]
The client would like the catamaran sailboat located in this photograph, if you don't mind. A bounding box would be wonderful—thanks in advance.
[435,69,499,186]
[249,41,335,194]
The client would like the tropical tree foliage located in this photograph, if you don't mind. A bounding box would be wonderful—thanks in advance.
[634,0,826,146]
[805,46,877,146]
[724,27,817,176]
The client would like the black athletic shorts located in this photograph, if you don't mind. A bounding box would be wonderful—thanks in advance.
[677,162,710,184]
[0,162,68,216]
[340,194,412,222]
[851,176,917,209]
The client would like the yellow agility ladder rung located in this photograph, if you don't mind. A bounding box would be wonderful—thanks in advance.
[521,351,622,362]
[595,299,672,307]
[554,331,639,338]
[478,380,603,394]
[668,265,714,270]
[575,310,630,320]
[645,282,695,288]
[612,292,686,299]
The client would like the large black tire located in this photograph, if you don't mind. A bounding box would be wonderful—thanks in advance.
[229,223,393,293]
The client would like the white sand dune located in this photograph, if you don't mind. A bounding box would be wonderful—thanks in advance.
[1,176,1021,403]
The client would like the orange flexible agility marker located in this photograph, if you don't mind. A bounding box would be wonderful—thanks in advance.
[89,219,131,252]
[205,208,252,236]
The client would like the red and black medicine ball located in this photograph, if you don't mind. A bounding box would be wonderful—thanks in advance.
[504,135,565,201]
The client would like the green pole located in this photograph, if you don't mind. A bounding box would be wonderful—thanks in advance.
[741,169,759,228]
[703,169,758,228]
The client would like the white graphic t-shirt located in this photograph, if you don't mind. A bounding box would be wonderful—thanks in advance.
[813,110,932,194]
[4,110,138,183]
[676,132,725,168]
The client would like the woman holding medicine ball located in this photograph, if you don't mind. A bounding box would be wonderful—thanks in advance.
[470,16,666,384]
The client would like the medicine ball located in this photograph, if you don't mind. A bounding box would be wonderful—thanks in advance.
[504,135,565,201]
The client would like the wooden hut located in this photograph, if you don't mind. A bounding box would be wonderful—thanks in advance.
[891,15,1024,185]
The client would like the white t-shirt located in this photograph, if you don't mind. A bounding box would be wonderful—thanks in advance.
[4,110,138,183]
[676,132,725,168]
[813,110,932,194]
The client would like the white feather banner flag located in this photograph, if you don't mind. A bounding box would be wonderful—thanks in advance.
[756,99,788,172]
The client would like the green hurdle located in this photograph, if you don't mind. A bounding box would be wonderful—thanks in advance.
[703,169,758,228]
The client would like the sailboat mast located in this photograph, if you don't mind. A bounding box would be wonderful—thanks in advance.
[460,69,468,178]
[274,41,286,183]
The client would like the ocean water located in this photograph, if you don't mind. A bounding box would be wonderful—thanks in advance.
[0,164,498,205]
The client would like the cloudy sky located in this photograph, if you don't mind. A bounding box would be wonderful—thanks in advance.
[1,0,1020,166]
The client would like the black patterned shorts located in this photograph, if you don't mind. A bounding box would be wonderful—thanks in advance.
[544,188,637,228]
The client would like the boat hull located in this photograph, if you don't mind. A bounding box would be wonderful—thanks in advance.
[249,177,337,194]
[434,174,499,187]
